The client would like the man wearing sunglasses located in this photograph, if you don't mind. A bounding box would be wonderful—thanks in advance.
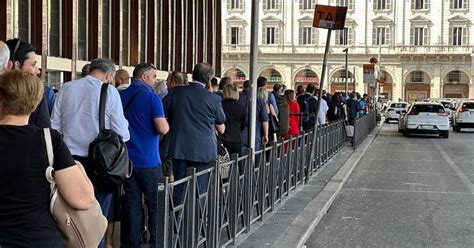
[5,38,51,128]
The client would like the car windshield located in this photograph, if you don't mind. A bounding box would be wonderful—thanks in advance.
[462,102,474,109]
[440,102,451,108]
[412,105,445,113]
[390,103,407,108]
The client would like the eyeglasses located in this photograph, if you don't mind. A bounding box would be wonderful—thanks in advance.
[11,39,21,63]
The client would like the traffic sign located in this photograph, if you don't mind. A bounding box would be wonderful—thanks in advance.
[313,4,348,30]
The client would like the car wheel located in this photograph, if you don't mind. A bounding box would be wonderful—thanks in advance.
[453,126,460,132]
[441,131,449,139]
[385,118,390,123]
[398,128,403,133]
[403,130,410,137]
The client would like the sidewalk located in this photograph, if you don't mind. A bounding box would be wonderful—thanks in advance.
[236,126,380,247]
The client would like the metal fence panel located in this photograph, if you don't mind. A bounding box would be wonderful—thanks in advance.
[157,119,377,247]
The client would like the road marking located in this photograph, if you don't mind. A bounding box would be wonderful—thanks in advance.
[433,140,474,194]
[360,170,458,175]
[369,149,439,153]
[347,188,473,195]
[369,158,441,162]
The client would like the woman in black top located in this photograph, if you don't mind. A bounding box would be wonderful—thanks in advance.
[219,83,244,155]
[0,71,95,247]
[328,92,344,122]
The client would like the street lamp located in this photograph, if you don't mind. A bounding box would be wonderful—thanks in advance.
[343,48,349,96]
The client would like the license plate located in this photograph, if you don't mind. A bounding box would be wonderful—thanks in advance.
[421,125,433,129]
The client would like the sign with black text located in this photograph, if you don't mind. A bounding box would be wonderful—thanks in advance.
[313,5,348,30]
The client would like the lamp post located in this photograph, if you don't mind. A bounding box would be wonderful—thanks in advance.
[343,48,348,96]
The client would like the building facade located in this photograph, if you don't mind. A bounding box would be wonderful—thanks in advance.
[222,0,474,101]
[0,0,222,88]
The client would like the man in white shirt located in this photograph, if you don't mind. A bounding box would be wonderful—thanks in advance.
[314,89,329,125]
[51,58,129,248]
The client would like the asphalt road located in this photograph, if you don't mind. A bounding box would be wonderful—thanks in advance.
[306,123,474,247]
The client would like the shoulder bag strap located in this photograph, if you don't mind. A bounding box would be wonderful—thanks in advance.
[99,83,109,131]
[124,89,145,114]
[44,128,54,184]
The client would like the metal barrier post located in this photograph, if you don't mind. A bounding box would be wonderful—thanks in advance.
[269,142,277,211]
[156,177,169,248]
[258,150,266,221]
[244,148,253,232]
[208,161,220,248]
[184,167,197,247]
[229,154,239,245]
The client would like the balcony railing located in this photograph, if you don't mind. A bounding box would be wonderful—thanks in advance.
[223,44,474,55]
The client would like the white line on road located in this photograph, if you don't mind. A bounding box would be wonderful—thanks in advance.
[369,158,441,162]
[433,140,474,194]
[347,188,473,195]
[360,170,459,175]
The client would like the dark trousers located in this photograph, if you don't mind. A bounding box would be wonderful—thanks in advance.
[122,167,162,248]
[222,140,241,155]
[173,160,210,205]
[73,155,112,248]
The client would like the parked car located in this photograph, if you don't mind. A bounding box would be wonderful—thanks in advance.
[439,101,454,122]
[399,102,450,138]
[452,100,474,132]
[385,102,408,123]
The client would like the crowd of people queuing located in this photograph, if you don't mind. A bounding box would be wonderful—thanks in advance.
[0,38,372,248]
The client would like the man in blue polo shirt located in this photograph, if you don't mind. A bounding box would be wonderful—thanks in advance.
[119,63,169,248]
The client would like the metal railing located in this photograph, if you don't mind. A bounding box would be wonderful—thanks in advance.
[157,121,346,248]
[352,111,377,147]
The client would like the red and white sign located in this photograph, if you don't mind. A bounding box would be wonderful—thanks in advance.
[313,5,348,30]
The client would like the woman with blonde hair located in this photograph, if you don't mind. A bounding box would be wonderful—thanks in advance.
[258,87,278,141]
[0,71,95,247]
[220,83,244,155]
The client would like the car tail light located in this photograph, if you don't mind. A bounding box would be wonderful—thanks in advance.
[459,108,468,113]
[408,111,419,115]
[437,112,448,116]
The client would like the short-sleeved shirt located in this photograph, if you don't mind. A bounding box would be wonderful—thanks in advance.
[120,80,165,168]
[238,90,270,148]
[0,125,75,246]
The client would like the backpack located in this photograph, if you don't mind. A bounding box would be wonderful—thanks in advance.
[297,95,311,130]
[88,84,133,193]
[277,100,289,135]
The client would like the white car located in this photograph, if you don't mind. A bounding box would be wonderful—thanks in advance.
[399,102,450,138]
[385,102,408,123]
[439,101,454,122]
[452,100,474,132]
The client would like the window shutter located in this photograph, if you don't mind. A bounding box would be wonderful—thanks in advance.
[386,27,391,45]
[387,0,391,10]
[462,27,468,45]
[425,0,430,9]
[239,27,244,44]
[312,28,317,44]
[410,27,414,45]
[449,27,453,45]
[411,0,415,10]
[348,28,354,45]
[299,0,303,10]
[299,27,303,44]
[275,0,280,9]
[349,0,354,10]
[263,0,267,10]
[373,27,378,44]
[423,27,429,45]
[335,30,340,45]
[373,0,377,10]
[450,0,454,9]
[463,0,468,8]
[227,0,231,10]
[275,27,280,44]
[262,26,267,44]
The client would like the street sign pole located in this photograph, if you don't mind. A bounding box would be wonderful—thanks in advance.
[307,4,347,179]
[248,0,259,153]
[343,48,348,96]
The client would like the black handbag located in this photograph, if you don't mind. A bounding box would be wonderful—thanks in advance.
[88,84,133,193]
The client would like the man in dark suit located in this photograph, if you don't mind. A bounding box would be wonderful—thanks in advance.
[163,63,225,204]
